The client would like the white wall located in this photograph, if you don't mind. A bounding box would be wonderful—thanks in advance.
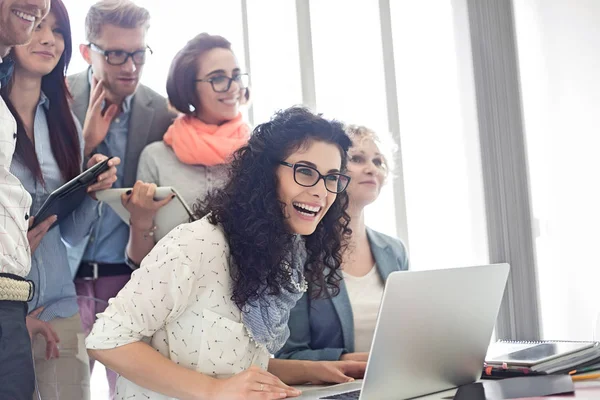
[514,0,600,340]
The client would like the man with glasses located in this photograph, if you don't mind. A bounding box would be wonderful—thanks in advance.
[66,0,174,396]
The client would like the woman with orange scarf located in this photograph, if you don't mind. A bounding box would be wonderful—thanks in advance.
[122,33,251,267]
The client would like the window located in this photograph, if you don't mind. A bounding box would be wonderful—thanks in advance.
[389,0,489,270]
[310,0,396,237]
[246,0,303,124]
[56,2,496,397]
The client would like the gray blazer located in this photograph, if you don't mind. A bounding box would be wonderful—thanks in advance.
[67,69,176,186]
[275,227,409,361]
[66,69,175,274]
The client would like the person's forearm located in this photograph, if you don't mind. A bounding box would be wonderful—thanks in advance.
[268,358,312,385]
[277,346,346,361]
[89,342,214,400]
[84,140,96,158]
[83,129,102,157]
[126,223,156,265]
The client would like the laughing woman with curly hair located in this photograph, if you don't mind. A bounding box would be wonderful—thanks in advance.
[84,107,366,400]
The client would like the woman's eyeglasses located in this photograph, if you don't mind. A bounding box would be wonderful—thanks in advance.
[279,161,350,194]
[195,73,250,93]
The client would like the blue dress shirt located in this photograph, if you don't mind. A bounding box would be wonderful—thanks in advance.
[81,84,133,264]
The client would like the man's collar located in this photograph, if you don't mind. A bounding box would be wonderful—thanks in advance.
[121,93,133,113]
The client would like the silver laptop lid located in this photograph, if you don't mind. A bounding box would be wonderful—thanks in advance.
[360,263,510,400]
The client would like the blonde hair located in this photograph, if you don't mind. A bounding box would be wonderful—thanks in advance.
[344,124,398,179]
[85,0,150,43]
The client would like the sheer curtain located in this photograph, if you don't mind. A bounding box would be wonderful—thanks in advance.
[514,0,600,340]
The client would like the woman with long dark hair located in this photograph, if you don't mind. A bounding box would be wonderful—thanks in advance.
[1,0,119,398]
[277,125,409,363]
[86,107,365,399]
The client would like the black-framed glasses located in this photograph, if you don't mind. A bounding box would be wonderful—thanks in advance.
[279,161,351,194]
[195,73,250,93]
[88,43,152,66]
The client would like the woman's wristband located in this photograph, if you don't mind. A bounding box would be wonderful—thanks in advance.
[129,219,157,239]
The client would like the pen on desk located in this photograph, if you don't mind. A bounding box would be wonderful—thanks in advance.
[569,365,600,375]
[571,373,600,382]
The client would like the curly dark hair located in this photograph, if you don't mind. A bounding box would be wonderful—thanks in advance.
[195,106,352,309]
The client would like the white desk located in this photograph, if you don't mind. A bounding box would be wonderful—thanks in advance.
[294,379,600,399]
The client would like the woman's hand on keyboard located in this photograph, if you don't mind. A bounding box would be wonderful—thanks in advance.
[304,361,367,385]
[340,352,369,362]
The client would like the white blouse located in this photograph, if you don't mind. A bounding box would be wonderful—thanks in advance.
[342,266,385,353]
[86,217,270,399]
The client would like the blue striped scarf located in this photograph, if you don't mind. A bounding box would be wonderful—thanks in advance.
[241,236,307,354]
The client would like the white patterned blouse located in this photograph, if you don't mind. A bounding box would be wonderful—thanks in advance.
[86,216,270,399]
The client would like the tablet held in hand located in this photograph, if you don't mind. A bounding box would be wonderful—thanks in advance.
[30,157,113,231]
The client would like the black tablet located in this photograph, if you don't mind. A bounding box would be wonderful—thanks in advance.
[30,157,113,231]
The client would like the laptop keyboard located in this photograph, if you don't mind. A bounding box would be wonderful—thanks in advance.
[321,389,361,399]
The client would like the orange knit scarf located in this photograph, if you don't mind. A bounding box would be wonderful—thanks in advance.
[163,113,250,166]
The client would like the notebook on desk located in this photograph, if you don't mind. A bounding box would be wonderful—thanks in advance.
[484,340,600,376]
[454,375,575,400]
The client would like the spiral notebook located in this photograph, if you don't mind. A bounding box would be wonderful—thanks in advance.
[485,340,600,374]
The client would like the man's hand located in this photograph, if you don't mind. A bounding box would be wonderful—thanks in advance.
[83,77,119,157]
[86,154,121,199]
[27,215,57,254]
[26,307,60,360]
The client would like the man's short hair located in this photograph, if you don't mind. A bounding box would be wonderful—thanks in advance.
[85,0,150,43]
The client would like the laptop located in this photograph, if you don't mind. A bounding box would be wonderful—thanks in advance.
[298,263,510,400]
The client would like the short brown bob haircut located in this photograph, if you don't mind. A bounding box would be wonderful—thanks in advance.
[166,33,250,115]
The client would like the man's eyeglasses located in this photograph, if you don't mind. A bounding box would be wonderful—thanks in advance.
[279,161,351,194]
[195,73,250,93]
[88,43,152,66]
